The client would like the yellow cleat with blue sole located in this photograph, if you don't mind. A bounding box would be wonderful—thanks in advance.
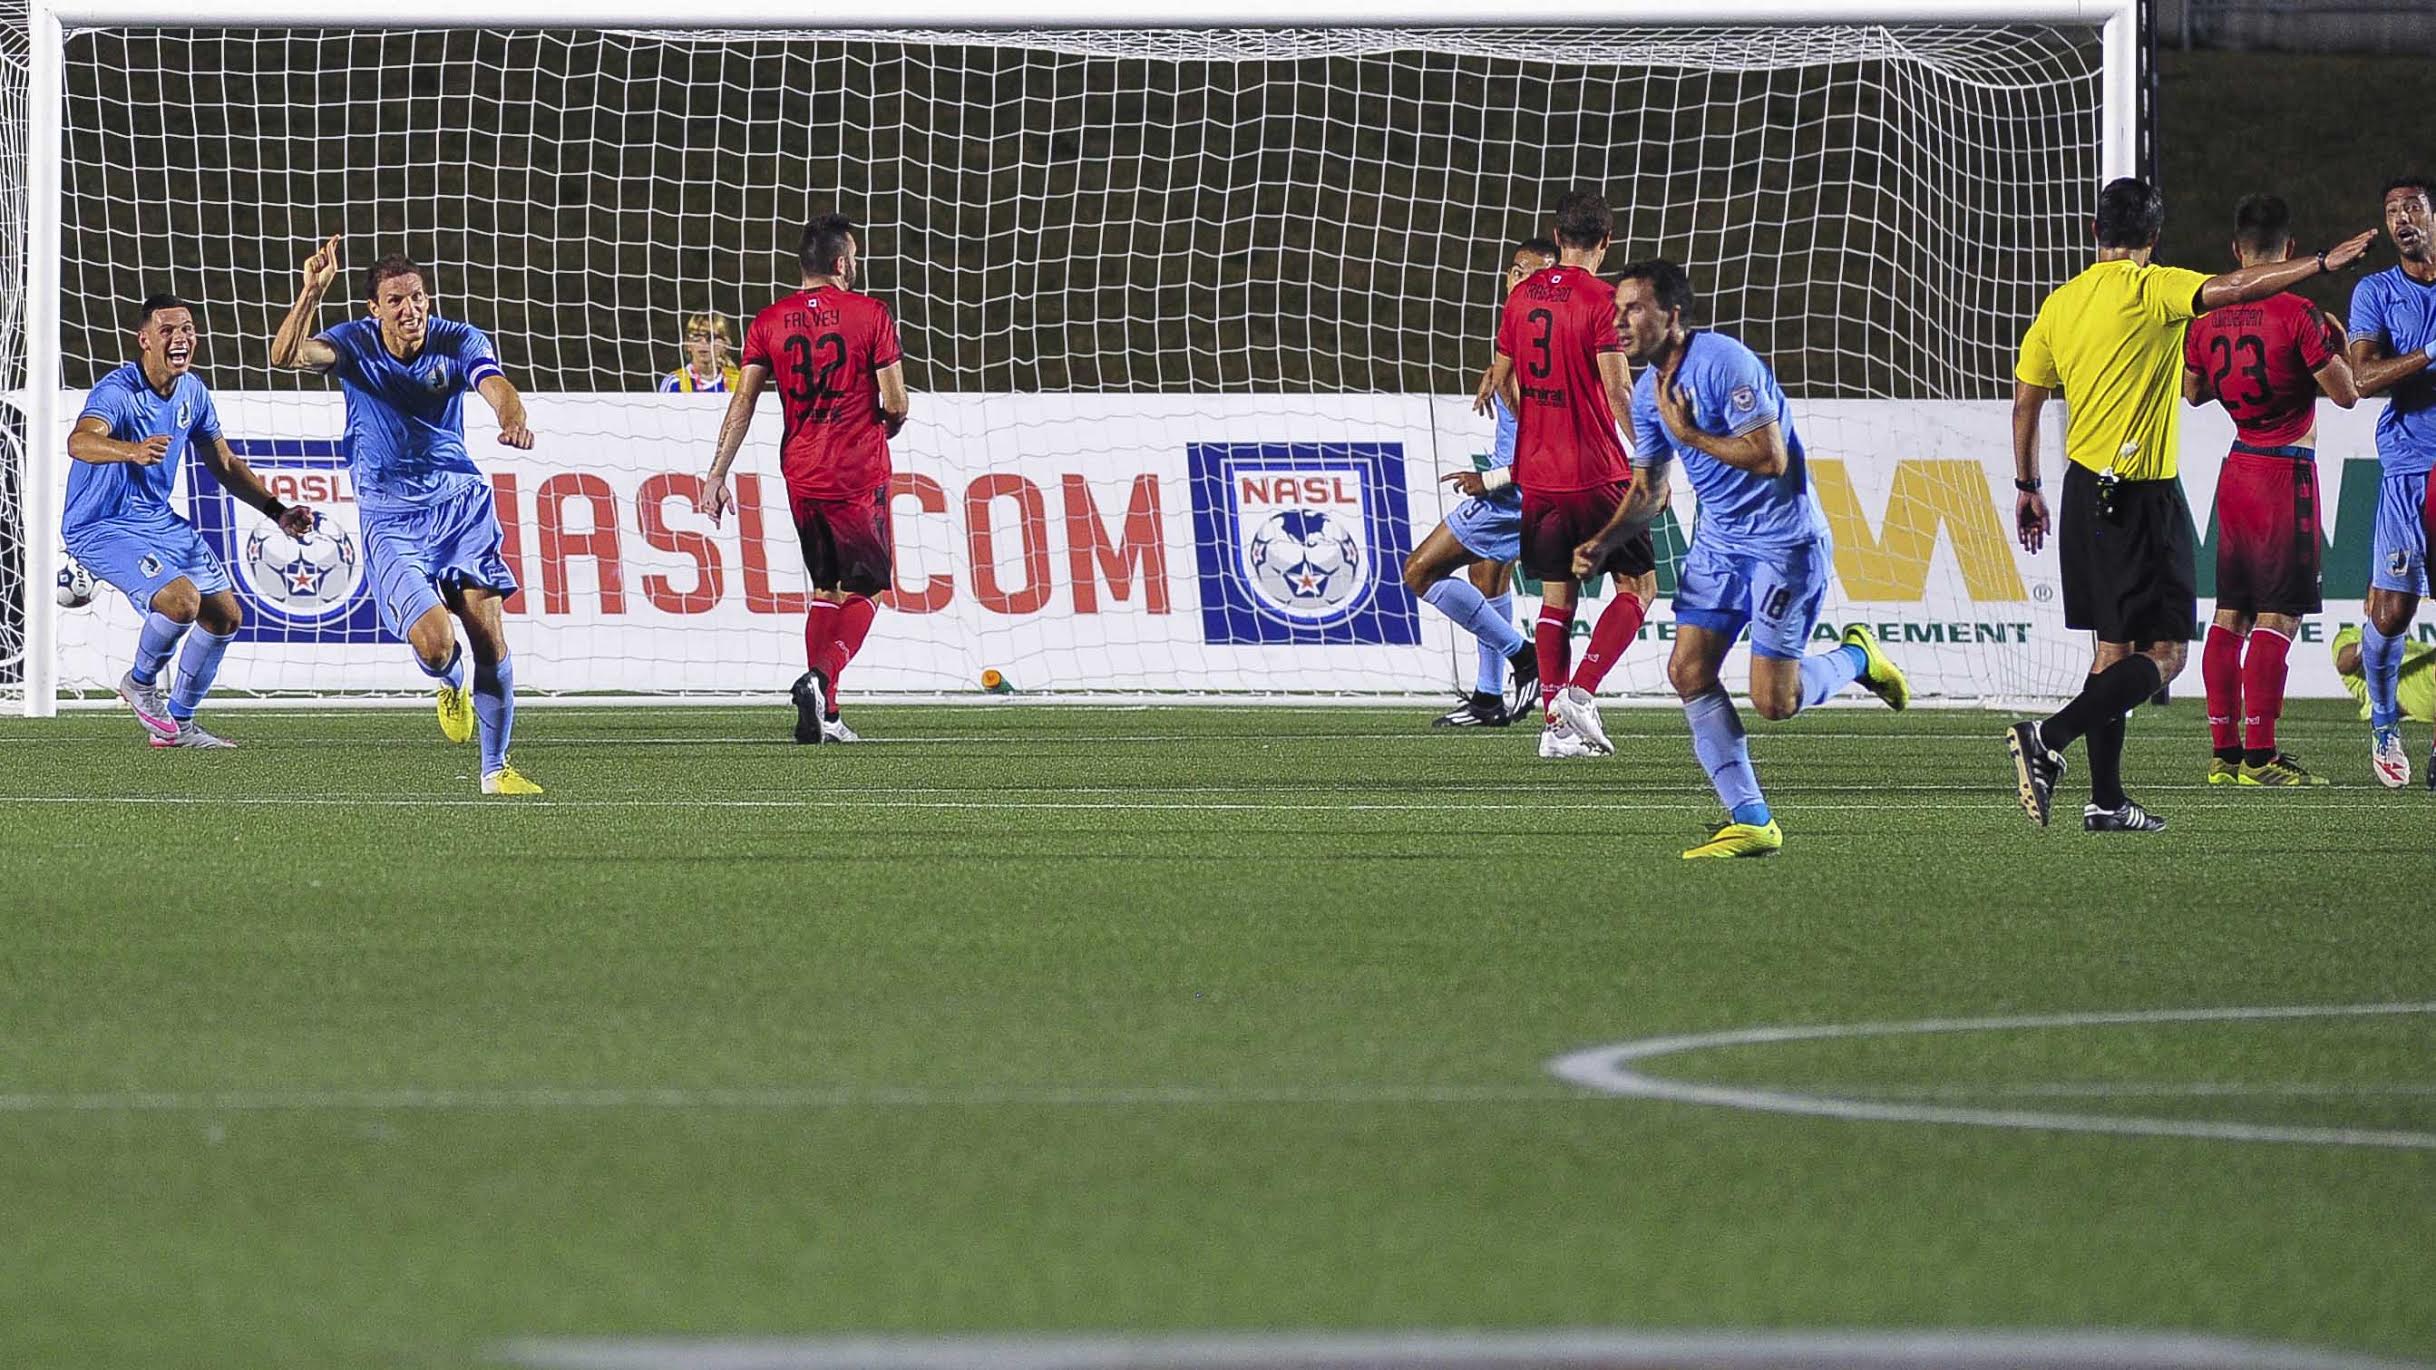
[1842,623,1910,710]
[1683,818,1784,860]
[436,684,476,744]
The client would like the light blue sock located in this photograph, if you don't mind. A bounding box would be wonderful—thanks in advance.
[1422,577,1527,663]
[131,611,188,686]
[1474,592,1516,694]
[1796,643,1869,711]
[474,653,516,775]
[418,642,466,692]
[167,626,235,721]
[2361,623,2405,731]
[1685,684,1769,824]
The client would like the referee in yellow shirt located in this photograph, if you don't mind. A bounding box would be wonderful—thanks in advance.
[2007,177,2373,831]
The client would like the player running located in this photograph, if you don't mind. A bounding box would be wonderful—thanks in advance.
[2183,194,2357,787]
[698,213,910,744]
[2343,176,2436,789]
[67,293,315,747]
[1407,236,1554,728]
[271,236,544,795]
[1575,260,1909,859]
[1474,191,1656,759]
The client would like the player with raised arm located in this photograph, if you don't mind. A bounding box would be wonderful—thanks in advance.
[270,235,543,795]
[698,214,909,744]
[2007,178,2373,829]
[1474,192,1656,759]
[2343,175,2436,789]
[2184,193,2357,787]
[67,293,315,747]
[1576,260,1909,860]
[1405,236,1553,727]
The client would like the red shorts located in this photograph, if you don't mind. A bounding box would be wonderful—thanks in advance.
[789,485,894,595]
[1519,480,1651,582]
[2213,449,2321,616]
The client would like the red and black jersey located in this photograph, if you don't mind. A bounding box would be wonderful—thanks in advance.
[742,285,905,499]
[1494,267,1633,493]
[2183,291,2336,449]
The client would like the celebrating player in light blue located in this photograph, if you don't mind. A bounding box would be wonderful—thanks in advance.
[66,293,316,748]
[270,234,543,794]
[2344,176,2436,790]
[1574,260,1909,858]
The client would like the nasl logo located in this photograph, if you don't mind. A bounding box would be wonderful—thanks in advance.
[1187,442,1419,645]
[188,439,386,643]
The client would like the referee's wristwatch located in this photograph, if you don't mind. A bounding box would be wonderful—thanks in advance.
[2014,478,2042,493]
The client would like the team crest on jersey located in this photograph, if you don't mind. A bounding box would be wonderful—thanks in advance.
[174,399,192,430]
[188,439,384,643]
[1187,441,1419,645]
[1728,384,1758,416]
[423,361,454,394]
[137,553,162,578]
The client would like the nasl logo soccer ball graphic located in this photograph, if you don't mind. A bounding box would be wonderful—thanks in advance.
[55,553,95,609]
[1244,508,1364,617]
[244,513,360,617]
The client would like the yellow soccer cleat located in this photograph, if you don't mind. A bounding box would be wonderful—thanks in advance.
[1842,623,1910,711]
[480,763,544,796]
[2239,752,2330,787]
[2206,758,2240,785]
[1682,818,1784,860]
[436,684,476,744]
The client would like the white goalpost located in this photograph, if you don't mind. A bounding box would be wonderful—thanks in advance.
[3,0,2141,714]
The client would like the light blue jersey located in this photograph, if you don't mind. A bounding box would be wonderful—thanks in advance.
[322,316,504,512]
[62,363,220,536]
[2347,267,2436,476]
[1630,331,1831,549]
[1489,394,1519,495]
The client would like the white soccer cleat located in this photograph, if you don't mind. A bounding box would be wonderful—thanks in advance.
[151,720,235,749]
[2372,727,2411,789]
[822,717,861,744]
[117,670,178,742]
[1538,718,1602,759]
[1551,685,1613,756]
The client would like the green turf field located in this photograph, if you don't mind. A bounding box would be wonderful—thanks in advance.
[1,698,2430,1369]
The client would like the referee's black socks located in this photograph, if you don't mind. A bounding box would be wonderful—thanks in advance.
[2039,654,2164,757]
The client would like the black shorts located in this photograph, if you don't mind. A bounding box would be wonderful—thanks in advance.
[789,485,893,596]
[1519,481,1656,583]
[2058,462,2199,644]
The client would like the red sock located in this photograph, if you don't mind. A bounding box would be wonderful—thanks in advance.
[1570,593,1648,696]
[2200,623,2245,752]
[2241,626,2292,756]
[1534,602,1575,714]
[804,600,842,676]
[811,595,879,710]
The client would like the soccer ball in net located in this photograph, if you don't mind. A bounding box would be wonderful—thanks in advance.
[243,513,359,615]
[55,552,95,609]
[1244,509,1364,618]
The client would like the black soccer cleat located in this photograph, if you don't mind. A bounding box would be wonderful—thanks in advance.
[1503,644,1540,724]
[2426,752,2435,792]
[1431,693,1511,728]
[2006,720,2065,828]
[791,670,830,745]
[2084,798,2168,833]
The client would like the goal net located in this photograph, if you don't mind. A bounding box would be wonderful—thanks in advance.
[9,10,2125,708]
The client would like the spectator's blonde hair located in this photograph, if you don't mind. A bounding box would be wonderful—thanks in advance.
[683,313,731,342]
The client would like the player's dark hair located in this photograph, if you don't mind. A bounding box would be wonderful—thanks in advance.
[1550,190,1613,251]
[1615,258,1696,322]
[799,214,859,278]
[2231,194,2292,258]
[365,255,425,300]
[133,293,189,327]
[2380,175,2435,209]
[1515,236,1559,262]
[2094,177,2166,249]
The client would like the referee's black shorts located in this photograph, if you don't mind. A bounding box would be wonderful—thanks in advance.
[2058,462,2200,645]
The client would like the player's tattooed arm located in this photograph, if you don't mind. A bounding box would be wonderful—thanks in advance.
[1573,463,1671,578]
[2011,380,2052,554]
[876,361,910,438]
[271,234,344,372]
[696,363,771,526]
[2346,333,2435,399]
[201,435,315,535]
[476,374,535,450]
[65,415,167,467]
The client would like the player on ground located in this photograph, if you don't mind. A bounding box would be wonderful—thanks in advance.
[698,213,909,744]
[1407,236,1554,727]
[67,293,315,747]
[1575,260,1909,859]
[2343,175,2436,789]
[2008,178,2373,830]
[2183,193,2357,787]
[1474,191,1656,759]
[271,236,544,795]
[2333,624,2436,724]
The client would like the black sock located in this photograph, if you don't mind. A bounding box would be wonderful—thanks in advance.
[2215,744,2245,765]
[2244,746,2277,768]
[2087,711,2127,810]
[2040,655,2162,753]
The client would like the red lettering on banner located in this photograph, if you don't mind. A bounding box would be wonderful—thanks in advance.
[492,473,527,614]
[1063,474,1169,614]
[736,473,808,615]
[883,473,953,614]
[537,472,626,614]
[264,471,354,505]
[635,473,725,615]
[966,474,1053,616]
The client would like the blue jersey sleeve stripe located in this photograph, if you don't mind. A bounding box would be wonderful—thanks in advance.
[466,359,504,387]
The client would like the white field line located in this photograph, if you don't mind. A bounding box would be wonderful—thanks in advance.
[3,793,2426,814]
[0,1083,1579,1115]
[0,729,2117,745]
[1812,1081,2436,1100]
[493,1329,2436,1370]
[1548,1003,2436,1151]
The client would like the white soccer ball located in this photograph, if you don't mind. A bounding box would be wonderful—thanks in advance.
[54,553,95,609]
[243,513,359,614]
[1246,508,1363,614]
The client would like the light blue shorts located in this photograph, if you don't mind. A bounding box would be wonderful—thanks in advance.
[2369,470,2430,595]
[65,514,231,613]
[361,479,519,637]
[1672,533,1832,660]
[1446,493,1522,564]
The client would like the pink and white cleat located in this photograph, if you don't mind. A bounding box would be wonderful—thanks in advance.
[116,670,178,743]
